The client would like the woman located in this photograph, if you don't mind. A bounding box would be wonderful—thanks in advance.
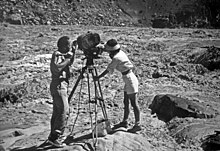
[94,39,141,133]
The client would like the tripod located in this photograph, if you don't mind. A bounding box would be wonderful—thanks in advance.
[68,57,109,148]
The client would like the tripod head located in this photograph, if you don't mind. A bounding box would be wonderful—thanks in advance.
[85,57,95,67]
[81,46,103,69]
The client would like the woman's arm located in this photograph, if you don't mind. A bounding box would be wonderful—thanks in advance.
[94,69,109,81]
[98,69,109,79]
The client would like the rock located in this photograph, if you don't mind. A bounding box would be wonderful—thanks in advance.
[66,131,155,151]
[96,131,155,151]
[94,120,112,137]
[152,16,170,28]
[152,71,163,78]
[12,130,24,137]
[201,129,220,150]
[192,30,206,35]
[0,82,26,106]
[193,46,220,71]
[168,116,220,147]
[147,41,166,52]
[0,145,5,151]
[169,62,177,66]
[177,73,192,81]
[149,94,217,122]
[6,13,23,25]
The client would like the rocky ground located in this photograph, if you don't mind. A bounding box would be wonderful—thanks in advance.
[1,0,220,28]
[0,24,220,151]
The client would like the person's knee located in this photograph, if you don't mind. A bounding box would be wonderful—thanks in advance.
[123,95,129,107]
[131,102,139,110]
[130,98,139,110]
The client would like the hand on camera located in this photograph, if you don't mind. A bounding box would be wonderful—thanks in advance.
[71,40,78,53]
[96,43,105,49]
[65,51,74,58]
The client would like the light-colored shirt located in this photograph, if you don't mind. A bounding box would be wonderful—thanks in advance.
[107,50,133,74]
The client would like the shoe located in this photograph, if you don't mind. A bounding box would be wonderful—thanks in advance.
[48,139,66,148]
[127,125,142,133]
[112,121,128,130]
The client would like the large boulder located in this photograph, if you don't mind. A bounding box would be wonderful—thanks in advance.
[167,116,220,149]
[149,94,217,122]
[201,129,220,150]
[193,46,220,71]
[65,131,155,151]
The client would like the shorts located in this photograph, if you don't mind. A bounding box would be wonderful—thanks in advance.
[122,71,138,94]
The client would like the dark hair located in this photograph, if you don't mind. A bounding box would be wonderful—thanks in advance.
[57,36,70,49]
[106,39,118,47]
[106,39,120,52]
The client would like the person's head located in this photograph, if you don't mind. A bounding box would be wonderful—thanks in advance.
[57,36,71,53]
[104,39,120,58]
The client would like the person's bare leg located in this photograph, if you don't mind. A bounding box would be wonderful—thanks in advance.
[123,91,130,122]
[128,93,140,125]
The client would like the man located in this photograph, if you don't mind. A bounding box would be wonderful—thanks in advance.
[94,39,141,133]
[48,36,76,147]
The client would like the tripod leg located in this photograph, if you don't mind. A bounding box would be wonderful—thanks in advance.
[94,67,108,120]
[68,67,86,137]
[68,67,86,103]
[85,69,100,149]
[94,94,98,148]
[87,71,96,146]
[70,76,84,136]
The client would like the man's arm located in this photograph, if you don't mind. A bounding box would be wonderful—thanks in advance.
[54,52,74,72]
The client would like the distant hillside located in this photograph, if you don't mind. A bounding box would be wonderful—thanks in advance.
[0,0,220,28]
[118,0,220,28]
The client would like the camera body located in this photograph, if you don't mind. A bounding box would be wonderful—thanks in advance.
[77,32,103,59]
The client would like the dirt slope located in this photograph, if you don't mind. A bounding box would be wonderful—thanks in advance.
[1,0,220,28]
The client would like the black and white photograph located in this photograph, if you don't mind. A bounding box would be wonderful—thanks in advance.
[0,0,220,150]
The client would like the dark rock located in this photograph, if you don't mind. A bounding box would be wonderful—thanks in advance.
[192,30,206,35]
[152,71,162,78]
[152,16,170,28]
[149,94,217,122]
[0,145,5,151]
[193,46,220,71]
[201,130,220,151]
[37,33,44,37]
[6,14,23,25]
[168,116,220,145]
[0,83,26,106]
[34,0,43,2]
[12,130,24,137]
[178,74,192,81]
[170,62,177,66]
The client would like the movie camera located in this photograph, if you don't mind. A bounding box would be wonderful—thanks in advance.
[76,32,104,61]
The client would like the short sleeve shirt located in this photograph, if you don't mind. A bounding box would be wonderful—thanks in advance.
[107,50,133,74]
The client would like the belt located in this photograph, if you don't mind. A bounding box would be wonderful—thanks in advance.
[122,69,131,75]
